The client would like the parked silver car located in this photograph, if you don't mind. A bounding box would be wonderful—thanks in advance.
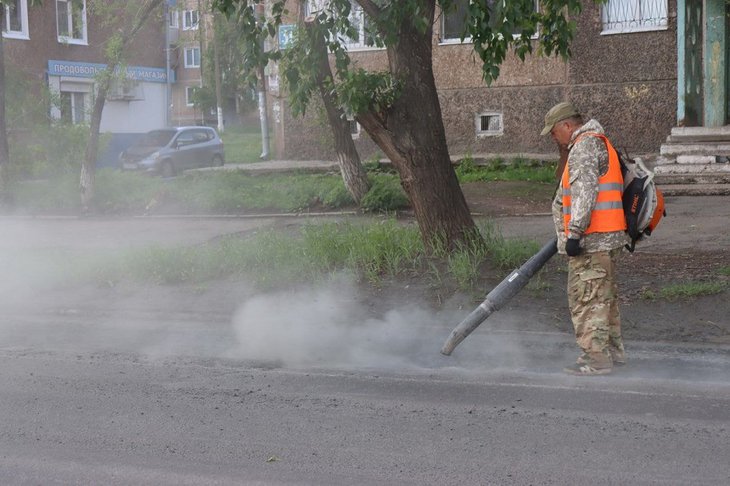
[119,126,225,177]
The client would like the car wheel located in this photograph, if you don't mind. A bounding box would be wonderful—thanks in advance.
[160,160,175,178]
[212,155,224,167]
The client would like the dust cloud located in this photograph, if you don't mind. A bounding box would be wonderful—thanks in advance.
[228,276,534,371]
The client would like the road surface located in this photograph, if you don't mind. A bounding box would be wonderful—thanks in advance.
[1,196,729,484]
[1,304,729,485]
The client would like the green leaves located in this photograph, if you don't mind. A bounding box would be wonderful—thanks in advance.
[450,0,584,85]
[211,0,287,90]
[336,69,401,116]
[211,0,589,117]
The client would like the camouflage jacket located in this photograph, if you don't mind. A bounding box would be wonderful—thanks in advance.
[551,119,628,254]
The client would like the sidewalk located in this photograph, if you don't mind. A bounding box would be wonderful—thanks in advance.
[206,159,340,175]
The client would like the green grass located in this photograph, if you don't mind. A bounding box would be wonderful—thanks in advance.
[456,156,556,183]
[10,168,408,214]
[219,124,272,164]
[80,218,540,292]
[659,282,728,300]
[641,281,729,301]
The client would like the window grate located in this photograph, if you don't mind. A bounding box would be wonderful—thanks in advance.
[602,0,668,33]
[476,113,503,136]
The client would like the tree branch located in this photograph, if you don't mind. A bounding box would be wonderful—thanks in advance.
[124,0,165,47]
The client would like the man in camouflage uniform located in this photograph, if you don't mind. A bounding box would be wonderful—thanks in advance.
[541,102,628,376]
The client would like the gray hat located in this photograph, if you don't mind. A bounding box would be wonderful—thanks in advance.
[540,102,579,136]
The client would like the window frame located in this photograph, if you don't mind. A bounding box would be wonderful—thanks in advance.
[182,9,199,30]
[56,0,88,45]
[346,115,360,139]
[2,0,29,40]
[439,0,540,45]
[168,9,179,28]
[60,91,88,124]
[185,86,198,106]
[184,46,201,68]
[305,0,383,52]
[601,0,669,35]
[475,112,504,137]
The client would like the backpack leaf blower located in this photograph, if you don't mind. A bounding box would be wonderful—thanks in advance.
[440,237,558,356]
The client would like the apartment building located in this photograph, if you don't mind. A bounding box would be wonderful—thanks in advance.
[268,1,730,184]
[3,0,169,133]
[268,0,674,160]
[167,0,210,126]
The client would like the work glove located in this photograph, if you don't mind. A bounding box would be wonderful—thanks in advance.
[565,238,582,257]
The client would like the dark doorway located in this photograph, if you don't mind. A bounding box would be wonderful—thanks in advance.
[684,0,703,126]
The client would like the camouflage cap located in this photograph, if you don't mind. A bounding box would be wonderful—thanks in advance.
[540,102,579,136]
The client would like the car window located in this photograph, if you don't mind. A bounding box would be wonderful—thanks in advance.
[176,130,196,146]
[192,129,210,143]
[142,130,175,146]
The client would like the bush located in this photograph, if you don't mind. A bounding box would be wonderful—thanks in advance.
[8,124,110,180]
[360,173,409,212]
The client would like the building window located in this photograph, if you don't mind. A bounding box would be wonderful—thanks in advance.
[347,116,360,139]
[184,47,200,68]
[441,0,469,42]
[306,0,380,50]
[476,112,503,137]
[341,2,378,50]
[56,0,87,44]
[440,0,539,44]
[2,0,29,39]
[185,86,198,106]
[183,10,199,30]
[60,91,87,124]
[305,0,325,16]
[601,0,668,34]
[168,10,178,28]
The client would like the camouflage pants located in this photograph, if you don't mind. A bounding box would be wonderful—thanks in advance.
[567,249,624,367]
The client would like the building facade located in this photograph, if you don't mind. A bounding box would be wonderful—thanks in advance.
[3,0,169,131]
[167,0,211,126]
[270,0,730,185]
[269,0,677,162]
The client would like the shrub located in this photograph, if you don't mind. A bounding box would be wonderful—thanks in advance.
[360,174,409,212]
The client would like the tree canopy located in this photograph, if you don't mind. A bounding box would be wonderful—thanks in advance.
[211,0,588,250]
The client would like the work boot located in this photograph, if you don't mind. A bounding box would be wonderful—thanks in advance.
[609,349,626,366]
[563,362,612,376]
[576,353,625,367]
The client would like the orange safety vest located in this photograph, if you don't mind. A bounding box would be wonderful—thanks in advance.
[561,133,627,235]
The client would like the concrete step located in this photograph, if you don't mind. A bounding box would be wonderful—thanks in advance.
[654,163,730,175]
[658,183,730,196]
[668,126,730,142]
[660,142,730,157]
[655,171,730,186]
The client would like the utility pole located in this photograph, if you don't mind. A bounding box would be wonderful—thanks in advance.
[164,0,172,127]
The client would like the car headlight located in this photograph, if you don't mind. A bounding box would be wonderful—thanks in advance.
[140,152,161,166]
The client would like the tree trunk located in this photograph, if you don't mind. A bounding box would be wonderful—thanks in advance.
[78,0,165,213]
[356,1,477,250]
[0,8,10,206]
[213,13,224,133]
[305,22,370,204]
[80,72,112,213]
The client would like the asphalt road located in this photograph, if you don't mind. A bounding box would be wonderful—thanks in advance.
[1,305,730,485]
[1,195,729,484]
